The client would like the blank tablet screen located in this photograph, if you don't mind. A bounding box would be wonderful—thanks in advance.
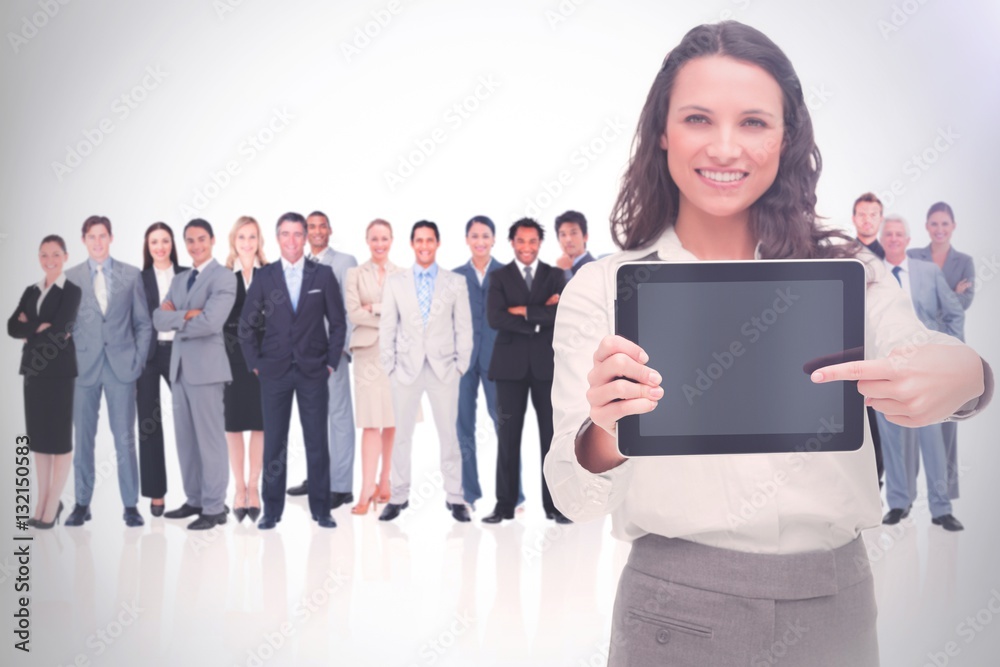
[615,260,866,456]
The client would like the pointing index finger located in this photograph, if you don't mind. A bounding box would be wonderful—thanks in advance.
[810,358,894,383]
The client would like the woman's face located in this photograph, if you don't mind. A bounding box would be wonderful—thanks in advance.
[661,55,784,223]
[147,229,173,264]
[39,242,67,277]
[367,224,392,261]
[926,210,955,245]
[235,223,259,257]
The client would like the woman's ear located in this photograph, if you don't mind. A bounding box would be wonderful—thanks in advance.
[659,132,669,151]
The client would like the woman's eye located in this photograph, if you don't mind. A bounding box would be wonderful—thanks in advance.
[743,117,767,128]
[684,114,709,124]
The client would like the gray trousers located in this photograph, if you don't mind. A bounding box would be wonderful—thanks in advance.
[172,370,228,515]
[609,535,879,667]
[327,353,355,493]
[389,361,464,505]
[942,420,959,499]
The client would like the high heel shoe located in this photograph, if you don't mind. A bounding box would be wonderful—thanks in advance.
[234,491,248,523]
[247,488,261,522]
[35,501,64,530]
[351,485,380,516]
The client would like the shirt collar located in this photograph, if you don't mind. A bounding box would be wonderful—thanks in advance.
[232,256,260,272]
[414,262,438,279]
[653,226,763,261]
[37,273,67,291]
[153,264,175,277]
[281,255,306,272]
[88,257,113,273]
[308,246,333,262]
[513,256,539,276]
[192,258,214,273]
[884,255,909,272]
[571,251,590,267]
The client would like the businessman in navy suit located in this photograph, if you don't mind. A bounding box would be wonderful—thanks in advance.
[878,215,966,531]
[239,212,347,529]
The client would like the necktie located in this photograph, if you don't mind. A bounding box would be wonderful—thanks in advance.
[286,266,301,312]
[187,269,199,291]
[418,272,431,326]
[891,265,902,286]
[523,265,533,290]
[94,264,108,315]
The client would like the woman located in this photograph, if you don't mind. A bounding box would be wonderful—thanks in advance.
[224,216,267,522]
[8,236,82,528]
[907,201,975,500]
[345,219,403,514]
[137,223,187,517]
[543,23,991,666]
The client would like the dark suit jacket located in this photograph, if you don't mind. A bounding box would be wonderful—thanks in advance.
[239,259,346,381]
[571,251,596,276]
[453,257,503,372]
[141,264,189,361]
[487,261,565,381]
[8,279,82,378]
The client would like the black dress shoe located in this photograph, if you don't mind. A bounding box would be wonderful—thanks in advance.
[188,512,227,530]
[287,479,309,496]
[482,509,514,524]
[149,501,165,518]
[164,503,202,519]
[64,504,91,527]
[378,501,409,522]
[314,514,337,528]
[123,507,145,527]
[257,516,280,530]
[450,504,471,523]
[932,514,965,531]
[882,505,912,525]
[330,492,354,510]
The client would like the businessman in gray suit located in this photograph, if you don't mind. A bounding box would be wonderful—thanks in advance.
[285,210,358,510]
[65,216,152,527]
[878,215,966,531]
[153,220,237,529]
[379,221,474,522]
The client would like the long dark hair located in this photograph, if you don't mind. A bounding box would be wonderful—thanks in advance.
[142,222,180,270]
[611,21,854,259]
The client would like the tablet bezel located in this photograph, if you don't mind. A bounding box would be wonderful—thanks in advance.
[614,259,867,457]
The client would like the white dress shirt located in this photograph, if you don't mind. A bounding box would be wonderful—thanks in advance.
[153,264,175,341]
[545,226,979,555]
[883,256,911,294]
[36,273,67,311]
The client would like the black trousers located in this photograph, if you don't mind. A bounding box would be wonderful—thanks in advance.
[260,365,331,520]
[136,342,172,498]
[495,371,555,515]
[867,406,884,487]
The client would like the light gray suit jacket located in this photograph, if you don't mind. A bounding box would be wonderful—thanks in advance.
[908,244,975,312]
[904,257,964,340]
[66,258,152,387]
[310,246,358,358]
[152,258,236,385]
[379,265,473,385]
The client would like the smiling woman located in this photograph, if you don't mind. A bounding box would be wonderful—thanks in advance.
[544,21,991,667]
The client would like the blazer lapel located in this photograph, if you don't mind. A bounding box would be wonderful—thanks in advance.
[38,284,61,321]
[272,263,296,319]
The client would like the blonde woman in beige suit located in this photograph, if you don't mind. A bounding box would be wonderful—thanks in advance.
[345,219,403,515]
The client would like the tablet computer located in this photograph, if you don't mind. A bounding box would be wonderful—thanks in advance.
[615,260,866,457]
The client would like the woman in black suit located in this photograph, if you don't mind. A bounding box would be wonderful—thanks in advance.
[224,216,267,522]
[137,223,188,517]
[8,235,81,528]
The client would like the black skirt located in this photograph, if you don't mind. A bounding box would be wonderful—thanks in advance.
[24,376,74,454]
[224,339,264,432]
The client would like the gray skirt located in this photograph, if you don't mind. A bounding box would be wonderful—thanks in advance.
[609,534,878,667]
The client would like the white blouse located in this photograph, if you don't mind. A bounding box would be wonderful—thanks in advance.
[544,226,986,555]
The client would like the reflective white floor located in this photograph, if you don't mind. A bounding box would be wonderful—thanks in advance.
[5,394,1000,667]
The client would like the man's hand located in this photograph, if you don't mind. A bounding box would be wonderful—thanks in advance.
[555,254,572,270]
[507,306,527,317]
[35,322,51,333]
[161,300,176,312]
[17,312,27,323]
[183,309,202,321]
[545,294,560,306]
[955,279,973,295]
